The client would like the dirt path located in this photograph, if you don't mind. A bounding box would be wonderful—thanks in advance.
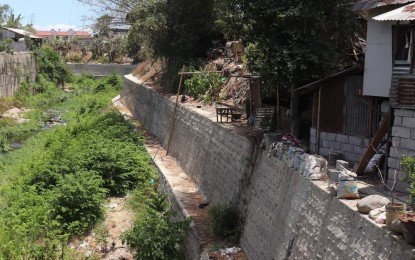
[74,196,134,259]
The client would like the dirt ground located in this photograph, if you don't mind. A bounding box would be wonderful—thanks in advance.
[74,196,134,260]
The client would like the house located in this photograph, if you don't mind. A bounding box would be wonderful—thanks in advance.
[36,29,93,44]
[295,65,387,165]
[351,0,415,192]
[0,27,42,51]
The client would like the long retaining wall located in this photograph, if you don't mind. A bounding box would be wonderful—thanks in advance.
[67,63,136,77]
[122,74,414,259]
[0,52,36,97]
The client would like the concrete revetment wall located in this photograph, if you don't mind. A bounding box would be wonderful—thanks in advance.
[0,52,36,97]
[122,75,413,259]
[67,63,136,77]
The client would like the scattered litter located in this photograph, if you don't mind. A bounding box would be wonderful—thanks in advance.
[220,247,242,255]
[337,175,359,199]
[375,212,386,224]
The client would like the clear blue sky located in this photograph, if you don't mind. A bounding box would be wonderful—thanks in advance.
[3,0,95,31]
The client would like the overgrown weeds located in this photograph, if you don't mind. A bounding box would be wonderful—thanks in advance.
[208,204,241,242]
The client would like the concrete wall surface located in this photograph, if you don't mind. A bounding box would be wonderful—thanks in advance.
[389,108,415,192]
[122,74,253,205]
[122,75,414,259]
[310,127,369,164]
[67,63,136,77]
[241,153,412,259]
[0,52,36,97]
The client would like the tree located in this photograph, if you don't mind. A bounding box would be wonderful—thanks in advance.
[5,13,23,28]
[78,0,138,26]
[0,4,11,25]
[126,0,219,89]
[93,14,113,37]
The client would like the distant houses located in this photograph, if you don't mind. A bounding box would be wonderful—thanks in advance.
[35,28,93,44]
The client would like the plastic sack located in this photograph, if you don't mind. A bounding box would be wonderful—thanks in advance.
[337,176,359,199]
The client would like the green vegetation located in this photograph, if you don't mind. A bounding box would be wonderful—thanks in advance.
[123,191,190,260]
[0,47,188,258]
[401,156,415,205]
[208,204,241,242]
[184,72,225,102]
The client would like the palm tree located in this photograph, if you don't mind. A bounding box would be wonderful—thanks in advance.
[5,13,23,28]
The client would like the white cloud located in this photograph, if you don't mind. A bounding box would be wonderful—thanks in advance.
[33,24,91,32]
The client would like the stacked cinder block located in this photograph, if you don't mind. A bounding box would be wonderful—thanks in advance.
[389,108,415,192]
[310,128,369,164]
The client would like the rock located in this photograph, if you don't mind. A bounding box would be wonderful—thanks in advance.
[78,240,89,249]
[357,195,391,214]
[375,212,386,224]
[369,206,385,219]
[390,218,403,234]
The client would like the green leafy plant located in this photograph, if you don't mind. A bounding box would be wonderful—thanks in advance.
[401,156,415,205]
[184,72,224,102]
[208,204,241,242]
[122,193,190,260]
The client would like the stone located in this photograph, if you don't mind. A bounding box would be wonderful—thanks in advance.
[357,195,391,214]
[395,109,413,117]
[394,116,402,127]
[390,218,403,235]
[392,126,411,139]
[336,160,349,171]
[336,134,349,143]
[349,136,362,146]
[327,133,336,141]
[327,169,340,182]
[369,206,385,219]
[401,138,415,151]
[402,117,415,128]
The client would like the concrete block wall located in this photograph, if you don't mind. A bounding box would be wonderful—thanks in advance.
[0,52,36,97]
[67,63,136,77]
[122,75,413,259]
[389,108,415,192]
[122,75,253,205]
[241,153,412,260]
[310,127,369,164]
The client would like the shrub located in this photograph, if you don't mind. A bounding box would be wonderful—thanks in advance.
[184,72,224,101]
[208,204,241,242]
[65,51,82,63]
[401,156,415,205]
[48,171,106,236]
[122,194,190,260]
[34,47,73,86]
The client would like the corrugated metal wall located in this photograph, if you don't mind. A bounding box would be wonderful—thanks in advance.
[313,75,379,138]
[344,76,378,138]
[319,78,346,133]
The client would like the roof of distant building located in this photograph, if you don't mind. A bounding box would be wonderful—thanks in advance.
[2,27,42,39]
[352,0,415,11]
[35,29,92,38]
[373,2,415,20]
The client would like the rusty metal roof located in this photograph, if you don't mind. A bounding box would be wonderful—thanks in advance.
[352,0,415,11]
[373,2,415,20]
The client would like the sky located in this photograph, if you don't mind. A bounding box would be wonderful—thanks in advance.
[3,0,96,31]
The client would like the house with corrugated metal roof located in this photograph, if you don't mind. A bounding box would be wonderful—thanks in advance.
[0,27,42,51]
[351,0,415,192]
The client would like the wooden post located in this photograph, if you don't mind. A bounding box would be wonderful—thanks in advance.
[277,85,280,131]
[410,27,414,74]
[316,86,322,155]
[166,65,185,154]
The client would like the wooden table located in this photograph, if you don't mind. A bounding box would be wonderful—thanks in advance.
[216,105,236,122]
